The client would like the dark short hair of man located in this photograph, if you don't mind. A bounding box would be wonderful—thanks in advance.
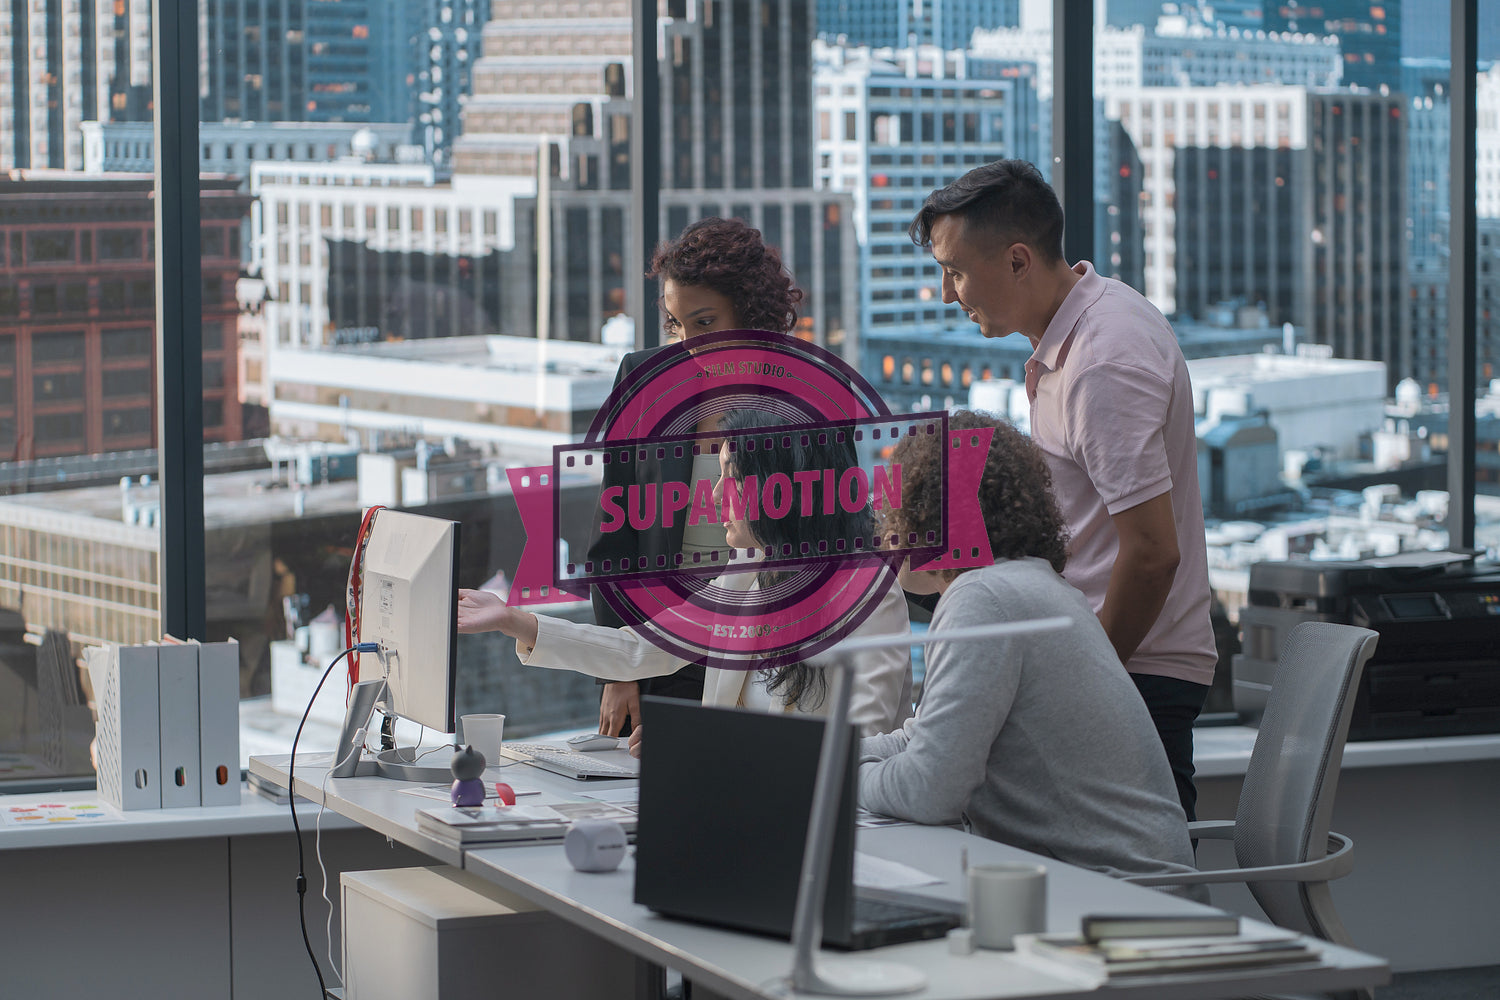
[908,159,1066,262]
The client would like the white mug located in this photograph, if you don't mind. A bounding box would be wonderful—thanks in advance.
[967,862,1047,950]
[459,713,506,768]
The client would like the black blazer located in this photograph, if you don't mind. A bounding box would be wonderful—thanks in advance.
[585,346,706,706]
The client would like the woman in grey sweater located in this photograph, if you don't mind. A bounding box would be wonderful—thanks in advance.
[858,411,1201,888]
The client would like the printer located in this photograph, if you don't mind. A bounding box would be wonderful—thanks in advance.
[1233,551,1500,741]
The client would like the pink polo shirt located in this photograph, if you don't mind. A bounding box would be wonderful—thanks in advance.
[1025,262,1216,686]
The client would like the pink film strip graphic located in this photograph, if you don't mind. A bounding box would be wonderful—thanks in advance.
[503,331,995,669]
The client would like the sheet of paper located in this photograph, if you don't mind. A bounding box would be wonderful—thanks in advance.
[577,786,640,806]
[854,851,942,890]
[403,784,539,802]
[2,801,126,828]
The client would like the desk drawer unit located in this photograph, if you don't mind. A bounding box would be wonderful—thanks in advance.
[342,865,633,1000]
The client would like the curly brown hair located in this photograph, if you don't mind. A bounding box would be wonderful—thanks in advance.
[647,217,802,335]
[886,410,1069,579]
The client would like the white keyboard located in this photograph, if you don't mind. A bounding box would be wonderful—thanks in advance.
[499,743,639,780]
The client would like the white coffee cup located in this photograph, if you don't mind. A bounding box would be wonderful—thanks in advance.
[967,862,1047,950]
[459,713,506,768]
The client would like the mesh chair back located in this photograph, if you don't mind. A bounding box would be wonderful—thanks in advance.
[1233,621,1378,940]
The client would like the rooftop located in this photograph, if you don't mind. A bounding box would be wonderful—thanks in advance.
[1187,351,1387,386]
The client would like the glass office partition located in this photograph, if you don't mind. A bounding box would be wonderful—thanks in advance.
[0,6,161,788]
[1472,8,1500,555]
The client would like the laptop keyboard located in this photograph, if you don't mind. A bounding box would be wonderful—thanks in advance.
[500,743,637,779]
[852,896,956,931]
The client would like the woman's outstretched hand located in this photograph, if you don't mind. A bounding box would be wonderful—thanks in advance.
[457,589,539,648]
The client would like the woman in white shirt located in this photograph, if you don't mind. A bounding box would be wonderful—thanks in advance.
[458,409,913,738]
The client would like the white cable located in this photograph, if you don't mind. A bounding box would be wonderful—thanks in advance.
[317,726,367,985]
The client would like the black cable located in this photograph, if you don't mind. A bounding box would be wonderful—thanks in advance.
[287,642,379,998]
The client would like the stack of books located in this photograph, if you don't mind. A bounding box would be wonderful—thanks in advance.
[247,770,292,805]
[415,800,637,846]
[1016,915,1321,983]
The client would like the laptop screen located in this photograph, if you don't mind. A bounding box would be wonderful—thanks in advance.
[632,697,859,942]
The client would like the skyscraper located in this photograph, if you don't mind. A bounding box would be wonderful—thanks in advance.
[454,0,858,351]
[1107,86,1408,385]
[0,174,250,459]
[817,0,1019,50]
[412,0,490,171]
[813,40,1041,395]
[1262,1,1401,91]
[1402,58,1450,270]
[0,0,118,169]
[200,0,415,125]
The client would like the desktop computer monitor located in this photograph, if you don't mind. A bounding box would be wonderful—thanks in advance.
[339,508,461,781]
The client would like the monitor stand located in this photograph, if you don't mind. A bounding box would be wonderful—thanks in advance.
[330,678,455,782]
[372,747,456,783]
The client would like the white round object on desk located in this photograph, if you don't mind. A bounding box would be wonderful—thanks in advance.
[564,818,628,872]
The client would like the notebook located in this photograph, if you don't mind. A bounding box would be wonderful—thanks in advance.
[498,742,641,780]
[632,697,958,951]
[415,800,638,845]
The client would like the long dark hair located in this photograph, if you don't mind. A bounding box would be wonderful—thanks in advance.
[716,409,876,711]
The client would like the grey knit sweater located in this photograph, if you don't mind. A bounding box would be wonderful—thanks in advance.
[858,558,1201,887]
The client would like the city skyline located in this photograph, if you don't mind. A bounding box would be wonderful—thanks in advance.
[0,2,1495,463]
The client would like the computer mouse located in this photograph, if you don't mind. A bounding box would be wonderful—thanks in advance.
[566,733,621,752]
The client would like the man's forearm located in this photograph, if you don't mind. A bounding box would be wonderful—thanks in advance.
[1097,552,1175,667]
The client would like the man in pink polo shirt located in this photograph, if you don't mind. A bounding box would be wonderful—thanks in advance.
[909,159,1216,820]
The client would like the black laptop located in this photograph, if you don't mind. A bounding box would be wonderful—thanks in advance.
[632,697,958,950]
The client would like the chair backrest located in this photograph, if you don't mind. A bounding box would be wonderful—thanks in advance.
[1234,620,1379,939]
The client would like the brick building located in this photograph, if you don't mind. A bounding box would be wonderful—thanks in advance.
[0,173,251,461]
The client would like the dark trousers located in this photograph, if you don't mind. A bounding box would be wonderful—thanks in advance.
[606,663,707,736]
[1130,673,1210,822]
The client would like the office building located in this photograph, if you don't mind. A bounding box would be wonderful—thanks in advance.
[453,0,858,352]
[971,15,1344,100]
[250,159,534,352]
[869,327,1036,413]
[0,0,119,169]
[813,41,1040,381]
[411,0,491,170]
[1481,64,1500,220]
[1262,0,1401,91]
[79,120,414,184]
[1197,412,1284,518]
[816,0,1019,49]
[0,489,160,648]
[0,173,250,460]
[1402,58,1451,270]
[1392,62,1500,391]
[1187,348,1388,462]
[1106,86,1407,383]
[201,0,413,124]
[199,1,484,166]
[267,334,623,453]
[972,307,1290,428]
[1198,1,1264,32]
[1406,220,1500,394]
[1093,20,1344,93]
[0,435,608,685]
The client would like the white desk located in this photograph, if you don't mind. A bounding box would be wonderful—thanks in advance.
[0,786,432,999]
[249,751,1389,1000]
[1193,727,1500,972]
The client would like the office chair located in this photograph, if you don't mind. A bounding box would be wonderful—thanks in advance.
[1125,621,1379,1000]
